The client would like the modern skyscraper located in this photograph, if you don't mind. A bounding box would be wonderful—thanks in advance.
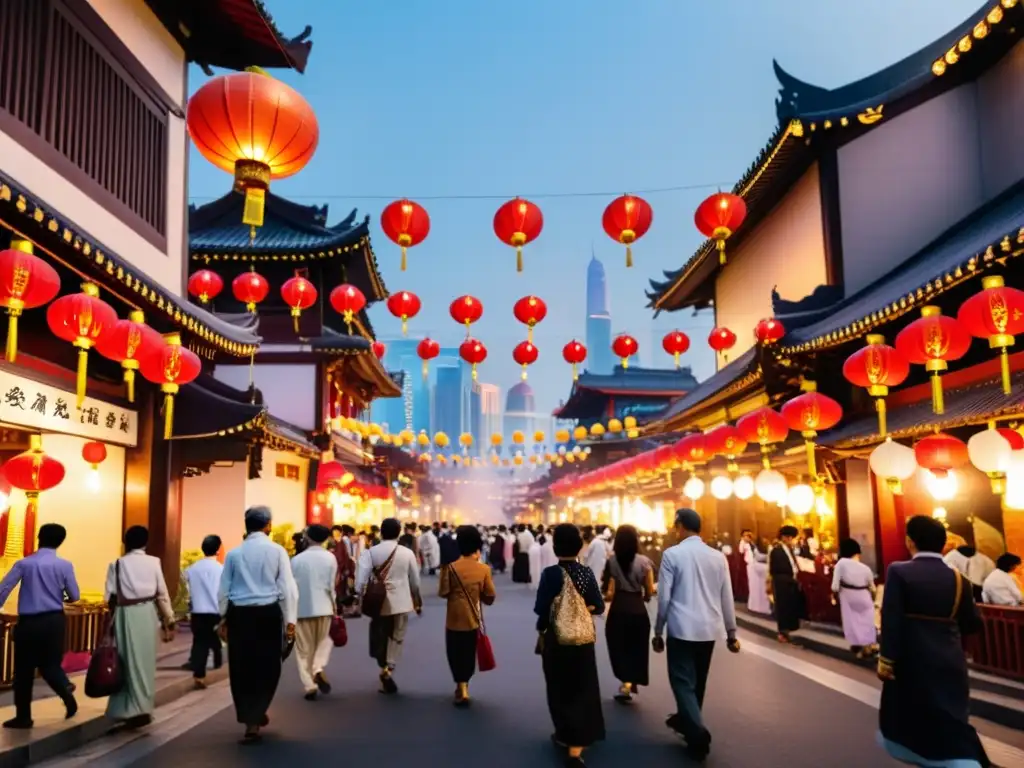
[474,382,501,446]
[586,254,613,375]
[379,338,430,434]
[503,381,537,442]
[433,365,465,439]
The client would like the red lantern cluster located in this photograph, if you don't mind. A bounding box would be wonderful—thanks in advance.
[914,432,969,477]
[781,381,843,478]
[2,435,65,556]
[0,240,60,363]
[380,199,430,272]
[895,306,970,415]
[602,194,653,268]
[96,310,164,403]
[704,424,748,462]
[281,273,317,333]
[139,333,202,439]
[695,192,747,265]
[562,339,587,381]
[513,341,539,380]
[842,334,909,436]
[662,331,690,369]
[417,337,440,380]
[708,327,737,354]
[386,291,422,336]
[187,269,224,305]
[494,198,543,273]
[459,338,487,380]
[612,334,638,369]
[330,284,367,333]
[754,317,785,345]
[957,275,1024,395]
[736,407,789,466]
[513,296,547,343]
[450,295,483,336]
[233,268,270,313]
[46,282,118,407]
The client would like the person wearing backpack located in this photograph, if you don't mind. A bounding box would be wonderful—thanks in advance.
[534,523,605,768]
[354,518,422,694]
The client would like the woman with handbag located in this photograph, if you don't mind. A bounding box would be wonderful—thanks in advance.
[534,524,605,768]
[438,525,497,707]
[103,526,175,729]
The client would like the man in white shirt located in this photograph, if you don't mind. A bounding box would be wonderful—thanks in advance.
[219,506,299,743]
[944,544,996,600]
[354,518,421,694]
[291,525,338,700]
[184,535,223,689]
[584,527,611,585]
[981,553,1023,606]
[653,508,740,762]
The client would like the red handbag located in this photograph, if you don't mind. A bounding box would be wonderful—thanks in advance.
[330,615,348,647]
[450,565,496,673]
[85,562,124,698]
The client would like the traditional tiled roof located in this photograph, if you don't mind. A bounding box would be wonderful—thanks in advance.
[644,349,761,430]
[171,375,265,439]
[261,415,319,458]
[647,1,1024,313]
[554,366,699,420]
[144,0,313,73]
[0,171,259,358]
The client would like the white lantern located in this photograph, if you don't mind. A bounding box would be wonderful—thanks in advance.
[921,468,958,502]
[755,468,787,503]
[932,506,948,521]
[787,484,815,515]
[1004,451,1024,510]
[683,476,705,500]
[968,428,1013,494]
[733,474,755,500]
[869,438,918,495]
[710,476,734,500]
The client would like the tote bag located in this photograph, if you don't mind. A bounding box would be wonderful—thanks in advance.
[85,562,124,698]
[449,565,496,672]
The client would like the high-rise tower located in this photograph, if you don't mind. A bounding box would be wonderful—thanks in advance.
[586,253,613,374]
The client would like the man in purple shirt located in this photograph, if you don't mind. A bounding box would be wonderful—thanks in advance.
[0,523,80,728]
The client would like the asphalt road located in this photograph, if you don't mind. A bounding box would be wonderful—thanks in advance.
[39,574,1024,768]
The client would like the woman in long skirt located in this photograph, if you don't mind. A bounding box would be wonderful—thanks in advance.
[604,525,655,703]
[534,524,605,768]
[832,538,878,657]
[105,526,175,728]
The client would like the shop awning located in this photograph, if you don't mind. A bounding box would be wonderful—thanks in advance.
[171,375,265,439]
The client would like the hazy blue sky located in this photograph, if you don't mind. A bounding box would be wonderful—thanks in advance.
[187,0,983,412]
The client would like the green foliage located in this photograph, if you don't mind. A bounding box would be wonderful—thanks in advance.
[173,549,204,618]
[272,523,296,556]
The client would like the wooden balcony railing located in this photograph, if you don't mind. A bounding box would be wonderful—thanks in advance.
[0,603,109,689]
[971,605,1024,679]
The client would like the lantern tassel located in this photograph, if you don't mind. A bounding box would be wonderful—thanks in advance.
[674,352,680,370]
[805,439,817,479]
[999,347,1011,395]
[75,348,88,407]
[124,368,135,403]
[622,357,629,370]
[717,240,727,265]
[401,317,408,336]
[23,494,38,557]
[521,364,528,381]
[163,393,175,440]
[527,325,533,344]
[422,360,429,381]
[401,246,408,272]
[931,372,945,415]
[516,246,523,273]
[625,245,633,268]
[472,364,478,381]
[292,311,300,334]
[5,311,20,363]
[876,397,887,437]
[572,363,579,381]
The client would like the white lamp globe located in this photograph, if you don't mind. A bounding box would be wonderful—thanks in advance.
[710,476,734,500]
[968,428,1013,473]
[869,438,918,494]
[755,469,787,503]
[921,468,958,502]
[1004,451,1024,510]
[733,474,755,500]
[683,476,705,501]
[787,484,815,515]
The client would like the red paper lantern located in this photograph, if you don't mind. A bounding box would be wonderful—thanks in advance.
[3,435,65,556]
[895,306,971,415]
[232,268,270,313]
[737,407,789,467]
[602,194,653,268]
[0,240,61,363]
[998,427,1024,451]
[386,291,422,336]
[450,295,483,336]
[704,424,748,462]
[95,310,163,403]
[708,327,737,353]
[914,432,969,477]
[417,337,440,379]
[695,192,747,265]
[493,197,543,273]
[380,199,430,272]
[372,340,386,360]
[81,440,107,467]
[187,269,223,305]
[139,333,202,439]
[330,284,367,333]
[781,381,843,478]
[513,296,547,343]
[662,330,690,369]
[459,337,487,380]
[754,317,785,345]
[512,340,539,380]
[281,274,318,333]
[957,275,1024,395]
[186,69,318,239]
[612,334,638,369]
[673,433,709,467]
[46,282,118,407]
[562,339,587,381]
[842,334,910,436]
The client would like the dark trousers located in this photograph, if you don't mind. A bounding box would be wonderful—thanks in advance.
[189,613,222,679]
[666,638,715,750]
[445,629,478,684]
[226,604,283,726]
[14,611,72,720]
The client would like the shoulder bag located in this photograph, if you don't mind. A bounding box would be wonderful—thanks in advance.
[448,564,496,672]
[362,546,398,619]
[551,566,596,646]
[85,561,125,698]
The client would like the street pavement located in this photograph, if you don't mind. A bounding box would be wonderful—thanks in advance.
[38,574,1024,768]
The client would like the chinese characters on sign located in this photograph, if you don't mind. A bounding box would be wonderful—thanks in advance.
[0,370,138,447]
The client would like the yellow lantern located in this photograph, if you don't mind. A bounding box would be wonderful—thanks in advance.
[453,455,462,465]
[459,432,474,449]
[490,453,500,465]
[566,453,576,463]
[573,425,588,441]
[438,455,448,465]
[590,423,606,437]
[400,429,415,444]
[369,422,384,436]
[555,428,571,444]
[608,418,623,433]
[533,430,546,443]
[491,433,503,447]
[513,454,524,466]
[434,431,449,448]
[418,453,432,463]
[627,428,640,439]
[417,431,431,447]
[529,455,539,464]
[624,416,637,430]
[512,430,525,445]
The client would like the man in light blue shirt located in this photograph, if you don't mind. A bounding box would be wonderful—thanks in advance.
[652,508,740,761]
[219,506,298,743]
[184,535,224,688]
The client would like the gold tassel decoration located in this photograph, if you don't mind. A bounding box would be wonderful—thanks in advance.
[717,239,727,265]
[422,360,429,381]
[74,347,89,407]
[804,439,818,478]
[516,246,523,273]
[6,311,19,363]
[999,346,1011,395]
[22,494,37,557]
[124,368,136,403]
[572,363,578,381]
[931,372,945,415]
[625,245,633,268]
[876,398,887,437]
[162,389,176,440]
[401,246,408,272]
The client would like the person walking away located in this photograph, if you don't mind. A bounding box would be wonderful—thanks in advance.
[489,525,508,574]
[584,527,611,586]
[105,526,176,729]
[831,538,878,657]
[534,524,605,768]
[604,524,655,704]
[739,529,770,615]
[944,542,995,603]
[291,525,338,700]
[768,525,803,642]
[981,553,1022,606]
[355,517,422,694]
[438,523,460,567]
[652,509,739,761]
[420,524,441,575]
[334,525,359,617]
[219,506,298,743]
[504,526,515,571]
[878,515,990,767]
[398,522,419,556]
[0,524,79,728]
[184,535,224,689]
[512,523,535,583]
[528,527,547,588]
[439,525,496,706]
